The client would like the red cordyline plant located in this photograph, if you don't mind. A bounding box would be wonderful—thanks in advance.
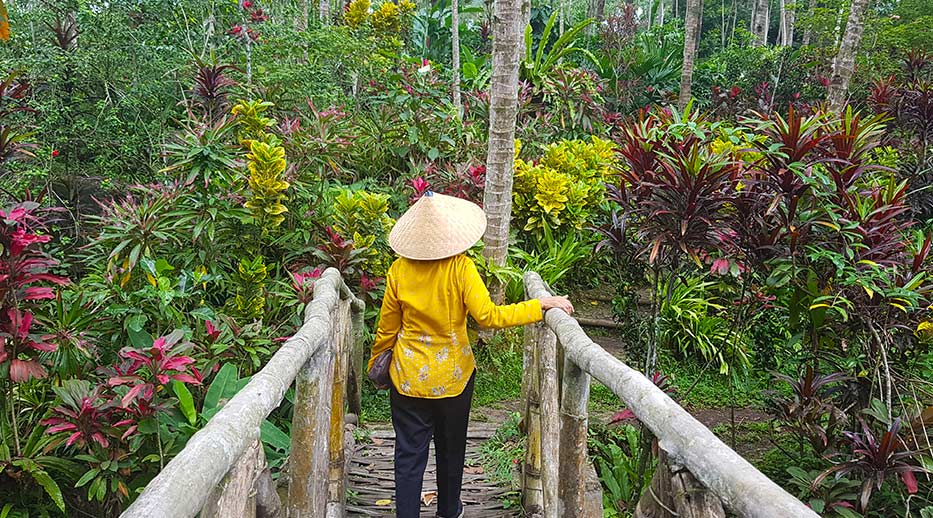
[0,71,37,174]
[290,267,322,305]
[41,380,131,449]
[190,59,237,123]
[617,132,739,266]
[813,418,930,513]
[769,366,850,455]
[744,107,831,237]
[0,202,69,382]
[314,227,366,277]
[107,330,202,409]
[822,108,889,196]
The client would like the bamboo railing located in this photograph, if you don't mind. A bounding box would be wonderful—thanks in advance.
[521,271,820,518]
[120,268,364,518]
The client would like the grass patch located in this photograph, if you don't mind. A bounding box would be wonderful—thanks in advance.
[478,412,524,510]
[659,354,774,408]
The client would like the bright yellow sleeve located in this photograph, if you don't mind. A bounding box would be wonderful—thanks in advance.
[368,264,401,371]
[461,257,543,329]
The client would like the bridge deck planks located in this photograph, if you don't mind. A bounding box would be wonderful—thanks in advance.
[346,423,521,517]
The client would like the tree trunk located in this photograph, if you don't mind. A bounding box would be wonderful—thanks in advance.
[678,0,703,109]
[778,0,794,46]
[452,0,462,112]
[801,0,812,45]
[657,0,665,26]
[827,0,869,112]
[319,0,329,24]
[750,0,769,46]
[586,0,606,35]
[482,0,524,303]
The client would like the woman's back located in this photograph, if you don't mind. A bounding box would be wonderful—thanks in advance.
[372,254,542,398]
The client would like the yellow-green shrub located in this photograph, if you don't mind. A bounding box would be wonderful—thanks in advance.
[371,0,415,35]
[344,0,370,28]
[245,140,289,231]
[513,136,618,240]
[331,190,396,276]
[231,99,276,146]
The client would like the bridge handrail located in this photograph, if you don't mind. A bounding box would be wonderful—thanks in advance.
[522,271,818,518]
[121,268,364,518]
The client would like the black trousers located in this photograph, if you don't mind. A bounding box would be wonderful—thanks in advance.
[390,372,475,518]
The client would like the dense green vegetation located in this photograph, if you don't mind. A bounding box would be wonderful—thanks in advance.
[0,0,931,515]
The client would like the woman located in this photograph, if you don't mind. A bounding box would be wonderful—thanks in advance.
[368,192,573,518]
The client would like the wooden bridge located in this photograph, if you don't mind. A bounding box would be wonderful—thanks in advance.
[120,268,819,518]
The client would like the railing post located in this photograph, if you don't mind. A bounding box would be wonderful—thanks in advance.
[326,299,351,516]
[539,326,560,518]
[558,357,591,518]
[521,321,543,512]
[200,439,263,518]
[635,450,726,518]
[288,322,335,518]
[346,299,365,417]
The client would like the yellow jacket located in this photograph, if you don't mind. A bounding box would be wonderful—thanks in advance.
[368,254,543,398]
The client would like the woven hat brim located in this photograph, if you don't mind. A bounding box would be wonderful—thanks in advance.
[389,194,487,261]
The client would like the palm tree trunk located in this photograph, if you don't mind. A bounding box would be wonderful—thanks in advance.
[827,0,869,112]
[750,0,770,45]
[452,0,462,112]
[319,0,329,24]
[778,0,794,46]
[678,0,703,109]
[483,0,524,302]
[657,0,665,25]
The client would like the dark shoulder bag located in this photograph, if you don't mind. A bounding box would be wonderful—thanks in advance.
[368,349,393,390]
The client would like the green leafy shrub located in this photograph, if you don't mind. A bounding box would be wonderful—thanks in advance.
[331,189,395,277]
[512,136,617,243]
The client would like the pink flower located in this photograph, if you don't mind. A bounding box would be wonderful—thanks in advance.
[242,0,253,7]
[51,149,60,158]
[729,86,741,99]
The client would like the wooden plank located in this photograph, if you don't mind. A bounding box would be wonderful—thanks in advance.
[346,424,521,518]
[328,300,351,508]
[521,321,543,513]
[558,357,591,518]
[288,321,336,517]
[538,325,559,518]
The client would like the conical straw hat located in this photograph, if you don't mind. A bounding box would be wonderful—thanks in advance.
[389,192,487,261]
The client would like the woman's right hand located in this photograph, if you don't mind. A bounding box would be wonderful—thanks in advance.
[540,296,574,315]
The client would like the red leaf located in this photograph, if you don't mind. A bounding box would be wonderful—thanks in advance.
[901,470,918,494]
[609,409,636,424]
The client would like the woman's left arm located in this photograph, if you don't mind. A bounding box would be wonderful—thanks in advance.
[368,267,402,370]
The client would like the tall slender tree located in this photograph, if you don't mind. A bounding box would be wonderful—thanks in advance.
[678,0,703,109]
[482,0,525,302]
[319,0,330,23]
[750,0,770,45]
[827,0,869,112]
[451,0,462,111]
[778,0,795,46]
